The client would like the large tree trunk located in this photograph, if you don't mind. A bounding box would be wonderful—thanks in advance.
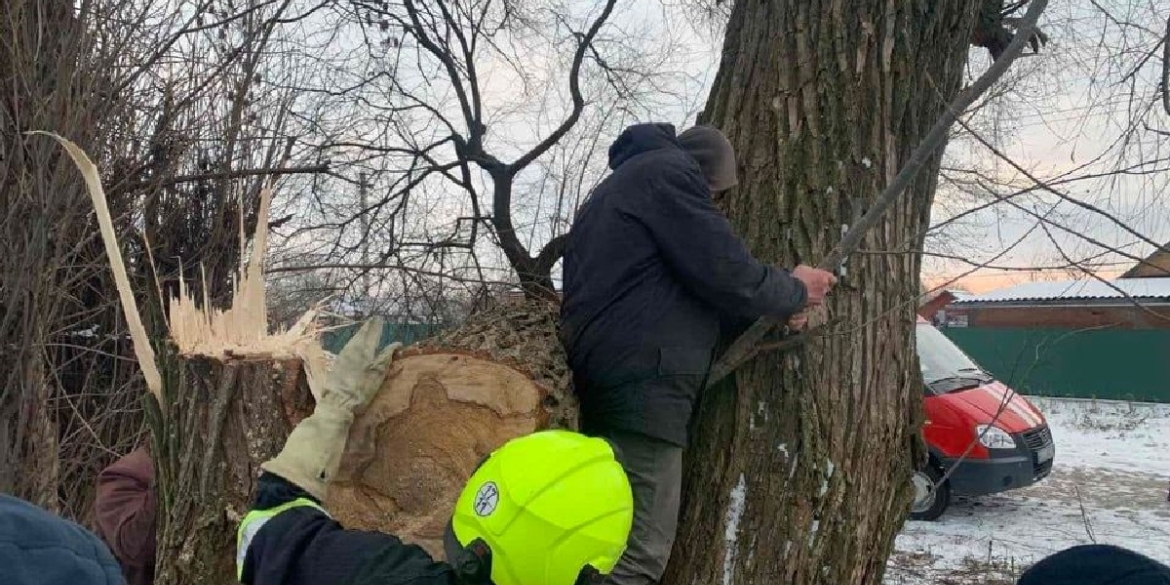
[149,355,313,585]
[327,298,574,558]
[665,3,979,585]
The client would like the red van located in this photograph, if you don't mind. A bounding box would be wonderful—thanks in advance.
[910,318,1055,520]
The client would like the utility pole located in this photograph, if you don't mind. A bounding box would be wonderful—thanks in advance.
[359,173,371,316]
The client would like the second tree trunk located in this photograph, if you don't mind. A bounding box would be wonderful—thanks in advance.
[665,3,980,585]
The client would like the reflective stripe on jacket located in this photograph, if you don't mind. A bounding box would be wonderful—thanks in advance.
[236,498,326,580]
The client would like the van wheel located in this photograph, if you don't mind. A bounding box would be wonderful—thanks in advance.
[909,464,949,521]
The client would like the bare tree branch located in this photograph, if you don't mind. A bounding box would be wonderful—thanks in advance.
[509,0,620,173]
[1163,12,1170,115]
[117,164,328,193]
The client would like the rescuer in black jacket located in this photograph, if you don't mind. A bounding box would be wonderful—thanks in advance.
[559,123,836,585]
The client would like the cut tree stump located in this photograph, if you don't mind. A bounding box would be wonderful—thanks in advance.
[326,298,575,557]
[150,355,313,585]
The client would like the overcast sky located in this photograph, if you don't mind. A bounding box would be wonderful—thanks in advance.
[485,0,1170,293]
[266,0,1169,302]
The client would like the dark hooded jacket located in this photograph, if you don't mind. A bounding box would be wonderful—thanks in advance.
[559,123,807,446]
[0,494,126,585]
[1017,545,1170,585]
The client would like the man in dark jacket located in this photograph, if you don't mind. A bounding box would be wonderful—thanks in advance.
[95,446,157,585]
[559,123,836,585]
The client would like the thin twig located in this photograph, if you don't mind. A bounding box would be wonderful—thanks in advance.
[954,117,1165,257]
[1162,13,1170,116]
[120,164,328,193]
[1074,484,1097,544]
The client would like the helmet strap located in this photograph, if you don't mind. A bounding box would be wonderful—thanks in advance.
[451,544,607,585]
[574,565,606,585]
[454,537,494,585]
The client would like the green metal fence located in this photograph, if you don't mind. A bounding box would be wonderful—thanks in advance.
[321,322,1170,403]
[321,322,444,354]
[942,327,1170,403]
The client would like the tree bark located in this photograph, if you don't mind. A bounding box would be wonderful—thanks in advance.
[664,3,979,585]
[327,298,574,558]
[148,354,312,585]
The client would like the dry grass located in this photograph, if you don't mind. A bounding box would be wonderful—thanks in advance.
[1070,400,1152,434]
[886,548,1029,585]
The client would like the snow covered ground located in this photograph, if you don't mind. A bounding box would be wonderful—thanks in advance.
[886,397,1170,584]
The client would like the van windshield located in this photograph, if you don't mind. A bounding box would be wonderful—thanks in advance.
[916,324,993,394]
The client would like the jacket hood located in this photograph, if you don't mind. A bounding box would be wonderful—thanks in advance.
[1018,544,1170,585]
[0,494,126,585]
[608,123,680,170]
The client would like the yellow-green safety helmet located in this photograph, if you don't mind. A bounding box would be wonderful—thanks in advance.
[445,430,634,585]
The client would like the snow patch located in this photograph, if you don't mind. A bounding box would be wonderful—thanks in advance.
[819,459,837,496]
[722,474,748,585]
[68,324,101,338]
[861,157,873,168]
[751,401,769,431]
[808,519,820,547]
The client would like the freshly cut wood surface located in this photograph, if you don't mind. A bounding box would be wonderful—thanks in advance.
[327,299,575,557]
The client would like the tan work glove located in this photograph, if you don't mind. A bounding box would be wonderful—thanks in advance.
[262,318,401,501]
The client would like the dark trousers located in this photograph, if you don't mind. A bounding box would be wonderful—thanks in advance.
[595,429,684,585]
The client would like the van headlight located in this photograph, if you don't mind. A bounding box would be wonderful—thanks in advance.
[975,424,1017,449]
